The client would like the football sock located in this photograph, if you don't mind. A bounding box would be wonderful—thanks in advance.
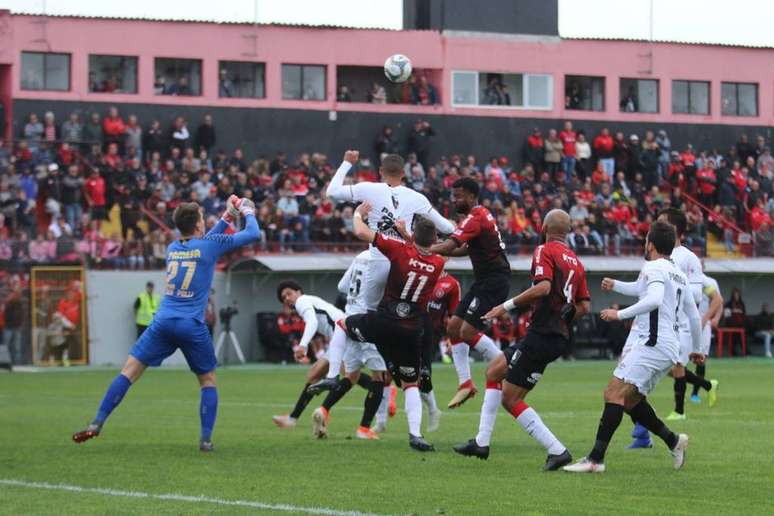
[324,327,347,379]
[420,390,439,414]
[511,400,566,456]
[588,402,624,463]
[289,383,314,419]
[628,399,678,450]
[322,378,353,411]
[357,372,373,390]
[419,368,433,394]
[691,364,706,396]
[375,386,391,424]
[674,376,687,414]
[470,333,501,363]
[685,368,711,393]
[360,380,384,428]
[475,381,502,447]
[451,341,471,384]
[95,374,132,424]
[199,386,218,441]
[404,386,422,436]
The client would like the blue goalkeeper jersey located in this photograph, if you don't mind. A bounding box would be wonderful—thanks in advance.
[155,215,259,322]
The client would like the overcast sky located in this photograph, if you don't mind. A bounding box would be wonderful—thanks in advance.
[2,0,772,47]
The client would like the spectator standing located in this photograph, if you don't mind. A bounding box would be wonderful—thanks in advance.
[753,303,774,357]
[23,113,44,150]
[544,129,563,176]
[696,160,718,207]
[736,134,756,165]
[724,287,747,356]
[575,133,592,180]
[124,115,143,161]
[524,128,544,170]
[43,112,57,142]
[374,126,398,163]
[412,76,438,105]
[593,128,615,179]
[407,120,434,169]
[612,131,629,175]
[82,112,104,149]
[144,120,165,158]
[61,165,84,233]
[61,112,83,145]
[336,85,352,102]
[133,281,160,338]
[754,221,773,256]
[655,129,671,177]
[367,82,387,104]
[218,69,234,97]
[103,107,126,150]
[194,115,216,152]
[171,116,190,150]
[558,121,578,178]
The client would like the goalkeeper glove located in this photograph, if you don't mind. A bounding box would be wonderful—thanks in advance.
[239,198,256,217]
[222,194,241,223]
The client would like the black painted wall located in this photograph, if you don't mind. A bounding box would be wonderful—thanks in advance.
[404,0,558,36]
[12,99,772,167]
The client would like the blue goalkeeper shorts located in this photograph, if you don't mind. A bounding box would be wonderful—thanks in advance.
[130,317,217,375]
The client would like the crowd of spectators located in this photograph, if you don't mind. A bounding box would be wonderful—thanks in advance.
[1,105,773,270]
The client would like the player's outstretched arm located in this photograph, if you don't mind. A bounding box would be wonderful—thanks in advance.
[325,150,359,201]
[603,278,639,297]
[206,195,240,236]
[425,207,455,235]
[482,280,551,320]
[430,238,460,256]
[352,202,376,243]
[605,280,664,321]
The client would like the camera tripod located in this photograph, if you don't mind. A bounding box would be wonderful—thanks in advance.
[214,317,246,364]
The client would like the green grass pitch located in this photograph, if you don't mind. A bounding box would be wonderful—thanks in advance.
[1,359,773,515]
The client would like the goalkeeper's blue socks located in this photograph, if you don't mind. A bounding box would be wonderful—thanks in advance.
[95,374,132,424]
[200,386,218,441]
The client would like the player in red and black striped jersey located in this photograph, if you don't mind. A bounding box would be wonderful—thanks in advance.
[453,209,591,471]
[340,201,445,452]
[430,177,511,409]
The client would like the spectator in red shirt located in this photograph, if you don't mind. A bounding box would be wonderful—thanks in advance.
[591,162,609,187]
[84,168,107,221]
[680,144,696,176]
[696,159,718,207]
[524,128,544,169]
[102,106,126,150]
[593,127,615,179]
[559,120,577,177]
[492,313,516,350]
[750,198,772,231]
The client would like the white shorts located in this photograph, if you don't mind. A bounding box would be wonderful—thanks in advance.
[700,324,712,355]
[364,258,390,311]
[614,336,678,396]
[678,329,692,365]
[343,340,386,373]
[620,330,645,359]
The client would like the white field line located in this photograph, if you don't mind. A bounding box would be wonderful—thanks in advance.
[0,478,383,516]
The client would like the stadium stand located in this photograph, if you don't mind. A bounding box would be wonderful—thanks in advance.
[1,107,771,269]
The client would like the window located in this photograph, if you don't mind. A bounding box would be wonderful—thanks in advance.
[619,78,658,113]
[88,55,137,94]
[672,80,710,115]
[282,64,326,100]
[154,58,202,96]
[21,52,70,91]
[451,71,552,109]
[721,82,758,117]
[218,61,265,98]
[565,75,604,111]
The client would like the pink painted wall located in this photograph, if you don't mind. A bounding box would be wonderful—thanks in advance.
[6,14,773,126]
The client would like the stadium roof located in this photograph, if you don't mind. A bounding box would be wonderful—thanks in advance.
[564,36,773,50]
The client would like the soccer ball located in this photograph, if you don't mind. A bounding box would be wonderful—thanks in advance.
[384,54,412,83]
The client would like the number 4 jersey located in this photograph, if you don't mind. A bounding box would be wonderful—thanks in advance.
[372,232,445,320]
[528,241,590,339]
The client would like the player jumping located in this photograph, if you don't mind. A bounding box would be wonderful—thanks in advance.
[564,221,704,473]
[453,209,589,470]
[429,178,510,409]
[72,196,260,451]
[339,202,445,451]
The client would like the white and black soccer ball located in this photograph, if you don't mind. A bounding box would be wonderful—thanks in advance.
[384,54,412,83]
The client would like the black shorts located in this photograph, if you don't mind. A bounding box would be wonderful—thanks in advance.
[344,311,423,384]
[454,274,511,331]
[503,331,567,390]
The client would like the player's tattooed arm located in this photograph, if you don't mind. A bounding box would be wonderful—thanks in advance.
[352,202,376,243]
[429,238,460,256]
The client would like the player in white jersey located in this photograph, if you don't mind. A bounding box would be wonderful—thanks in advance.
[271,281,373,429]
[326,150,454,314]
[307,251,387,440]
[690,268,722,405]
[657,208,720,421]
[565,221,704,473]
